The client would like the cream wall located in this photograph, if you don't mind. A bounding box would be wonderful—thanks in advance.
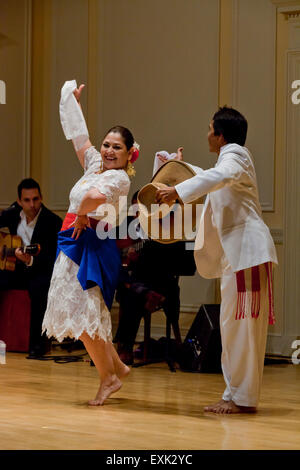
[88,0,220,311]
[0,0,31,204]
[1,0,299,354]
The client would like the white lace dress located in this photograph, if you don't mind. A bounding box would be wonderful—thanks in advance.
[42,146,130,343]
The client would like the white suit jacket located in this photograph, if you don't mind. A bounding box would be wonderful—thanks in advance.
[175,143,278,278]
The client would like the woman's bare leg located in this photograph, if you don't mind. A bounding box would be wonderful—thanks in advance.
[108,342,130,379]
[79,332,122,406]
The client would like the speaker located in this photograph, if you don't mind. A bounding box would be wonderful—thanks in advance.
[179,304,222,373]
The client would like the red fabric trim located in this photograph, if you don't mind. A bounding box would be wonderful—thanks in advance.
[251,266,260,319]
[235,270,246,319]
[251,265,260,291]
[265,262,275,325]
[61,213,107,232]
[235,264,275,325]
[61,213,76,231]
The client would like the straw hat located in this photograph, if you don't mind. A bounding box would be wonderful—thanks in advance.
[137,160,204,244]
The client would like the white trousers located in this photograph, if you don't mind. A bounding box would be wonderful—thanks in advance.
[220,263,269,407]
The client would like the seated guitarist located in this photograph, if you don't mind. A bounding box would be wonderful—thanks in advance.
[0,178,62,358]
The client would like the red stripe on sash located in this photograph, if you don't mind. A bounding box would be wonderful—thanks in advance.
[235,264,275,325]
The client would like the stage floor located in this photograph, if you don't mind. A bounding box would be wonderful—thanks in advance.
[0,350,299,451]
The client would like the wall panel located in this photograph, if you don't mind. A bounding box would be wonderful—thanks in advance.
[0,0,31,207]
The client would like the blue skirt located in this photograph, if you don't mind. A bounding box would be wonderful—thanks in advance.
[56,228,121,311]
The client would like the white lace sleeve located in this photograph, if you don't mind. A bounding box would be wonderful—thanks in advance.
[92,169,130,204]
[84,146,103,173]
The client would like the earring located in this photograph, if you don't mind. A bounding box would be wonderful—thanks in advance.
[126,161,136,177]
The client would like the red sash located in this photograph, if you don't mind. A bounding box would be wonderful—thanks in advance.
[235,262,275,325]
[61,213,101,231]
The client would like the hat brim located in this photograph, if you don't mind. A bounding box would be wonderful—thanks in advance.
[137,160,204,243]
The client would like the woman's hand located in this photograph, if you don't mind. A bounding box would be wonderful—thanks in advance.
[157,147,184,164]
[71,83,92,168]
[175,147,184,161]
[73,84,85,104]
[69,214,91,240]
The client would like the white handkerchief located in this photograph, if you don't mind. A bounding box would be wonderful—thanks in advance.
[59,80,89,150]
[152,151,177,176]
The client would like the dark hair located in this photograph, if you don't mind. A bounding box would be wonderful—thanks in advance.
[104,126,134,150]
[17,178,41,199]
[212,106,248,146]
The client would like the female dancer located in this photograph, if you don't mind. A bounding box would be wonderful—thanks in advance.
[42,83,139,406]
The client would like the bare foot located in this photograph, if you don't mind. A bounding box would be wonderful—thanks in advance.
[204,399,257,414]
[204,399,228,413]
[88,375,122,406]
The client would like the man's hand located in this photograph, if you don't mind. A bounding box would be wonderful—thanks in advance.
[155,186,178,204]
[15,247,32,265]
[69,214,91,240]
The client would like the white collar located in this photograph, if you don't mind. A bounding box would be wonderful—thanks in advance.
[20,207,42,226]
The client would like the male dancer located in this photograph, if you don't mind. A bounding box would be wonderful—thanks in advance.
[156,107,277,413]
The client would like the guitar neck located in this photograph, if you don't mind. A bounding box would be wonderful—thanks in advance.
[122,238,145,256]
[3,244,40,258]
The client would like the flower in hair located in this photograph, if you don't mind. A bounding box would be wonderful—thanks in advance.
[131,141,140,163]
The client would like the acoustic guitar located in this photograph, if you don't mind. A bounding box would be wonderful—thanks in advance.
[0,231,41,271]
[116,237,146,267]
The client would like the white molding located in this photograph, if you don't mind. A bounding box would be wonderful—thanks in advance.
[271,0,300,8]
[278,6,300,15]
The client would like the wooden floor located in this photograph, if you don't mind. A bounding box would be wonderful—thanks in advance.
[0,349,299,451]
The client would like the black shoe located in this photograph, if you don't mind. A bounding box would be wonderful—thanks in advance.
[26,350,42,359]
[26,344,48,359]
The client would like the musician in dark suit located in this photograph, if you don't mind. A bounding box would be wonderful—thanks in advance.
[0,178,62,357]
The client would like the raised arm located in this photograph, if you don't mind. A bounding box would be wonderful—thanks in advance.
[72,84,92,167]
[59,80,92,169]
[156,155,245,204]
